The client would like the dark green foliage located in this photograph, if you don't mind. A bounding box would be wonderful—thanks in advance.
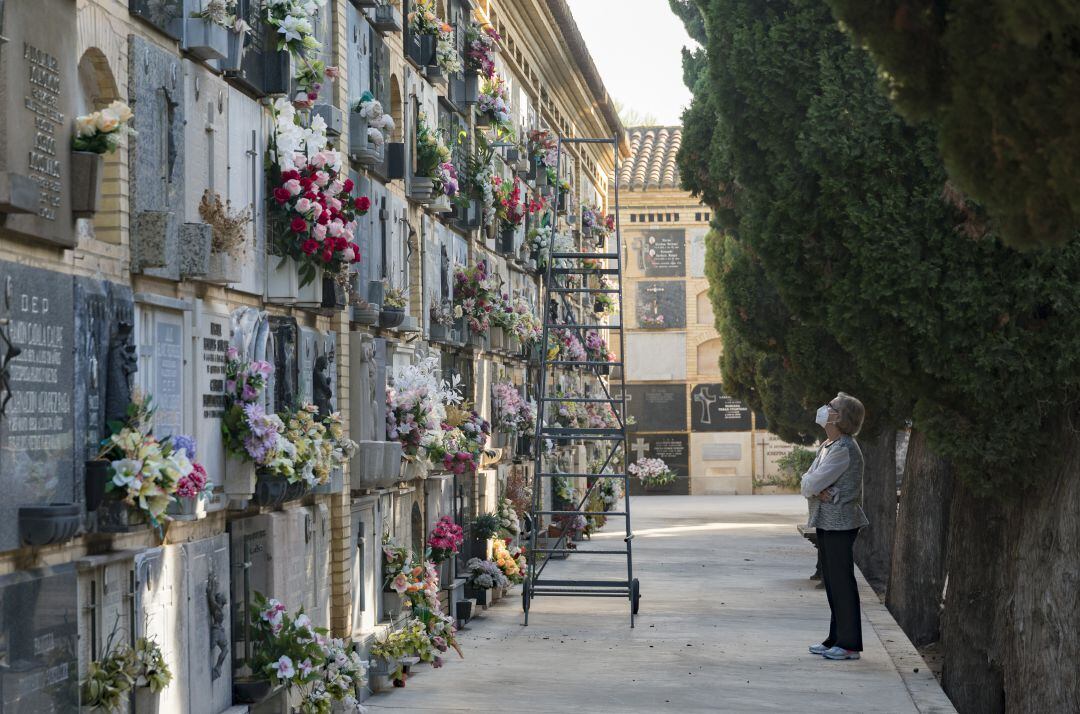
[824,0,1080,247]
[679,0,1080,494]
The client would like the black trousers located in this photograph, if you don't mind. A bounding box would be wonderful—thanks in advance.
[816,527,863,651]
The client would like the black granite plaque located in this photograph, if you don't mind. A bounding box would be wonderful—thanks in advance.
[642,229,685,277]
[269,316,299,411]
[0,0,80,247]
[129,0,184,39]
[622,384,686,432]
[0,564,79,712]
[0,262,75,550]
[627,433,690,496]
[691,384,751,432]
[636,281,685,329]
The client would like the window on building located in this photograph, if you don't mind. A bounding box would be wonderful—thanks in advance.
[665,213,672,222]
[695,212,702,222]
[648,213,654,222]
[705,212,711,222]
[674,213,680,222]
[630,214,637,223]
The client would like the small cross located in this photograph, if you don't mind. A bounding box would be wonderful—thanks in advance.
[645,284,665,295]
[632,437,649,461]
[694,386,718,425]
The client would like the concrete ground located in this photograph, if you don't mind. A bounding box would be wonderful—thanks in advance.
[366,496,955,713]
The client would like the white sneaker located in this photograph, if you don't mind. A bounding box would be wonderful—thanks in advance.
[822,646,860,660]
[808,644,828,655]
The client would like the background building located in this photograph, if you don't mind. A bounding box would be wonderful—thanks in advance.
[613,126,797,495]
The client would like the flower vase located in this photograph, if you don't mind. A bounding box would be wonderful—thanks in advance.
[379,441,404,488]
[184,17,229,62]
[469,330,485,350]
[166,495,205,521]
[133,686,162,714]
[350,441,383,491]
[379,306,405,328]
[296,267,325,308]
[497,226,515,255]
[372,4,402,35]
[97,498,148,533]
[408,176,435,202]
[254,472,289,508]
[218,28,246,73]
[265,254,300,303]
[352,302,380,325]
[18,504,81,547]
[204,251,242,284]
[84,459,111,512]
[223,453,257,504]
[70,151,103,218]
[465,73,480,104]
[508,334,521,355]
[233,678,275,704]
[381,590,405,622]
[429,323,450,342]
[490,325,506,352]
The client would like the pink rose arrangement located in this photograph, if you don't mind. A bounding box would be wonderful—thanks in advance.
[427,516,465,564]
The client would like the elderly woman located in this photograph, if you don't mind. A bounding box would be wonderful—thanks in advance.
[800,392,867,661]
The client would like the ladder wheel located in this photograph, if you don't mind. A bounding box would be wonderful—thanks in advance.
[522,580,530,612]
[631,578,641,615]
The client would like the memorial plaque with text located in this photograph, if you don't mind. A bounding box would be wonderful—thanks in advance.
[636,280,685,329]
[622,384,686,432]
[197,306,231,481]
[627,433,690,495]
[691,384,752,432]
[0,262,75,551]
[642,229,685,277]
[154,312,185,439]
[0,0,79,247]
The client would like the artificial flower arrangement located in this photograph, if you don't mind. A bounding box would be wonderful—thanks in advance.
[489,292,517,332]
[491,537,526,583]
[478,75,513,130]
[427,516,464,564]
[429,298,454,327]
[552,475,576,508]
[435,20,463,75]
[592,276,617,317]
[581,203,600,235]
[191,0,250,33]
[435,160,460,198]
[264,0,334,100]
[221,349,293,478]
[639,312,666,327]
[81,633,172,712]
[97,392,193,529]
[370,617,457,686]
[528,128,559,183]
[472,512,502,541]
[282,405,357,488]
[465,21,500,78]
[584,401,622,430]
[493,176,545,235]
[453,260,498,335]
[269,99,369,287]
[385,356,461,457]
[548,328,587,363]
[415,112,453,181]
[492,381,536,435]
[496,496,521,540]
[629,457,676,487]
[465,557,509,591]
[505,467,533,520]
[457,134,498,220]
[583,329,616,364]
[549,393,588,430]
[430,405,490,475]
[382,282,407,309]
[407,0,442,35]
[244,593,367,712]
[199,189,252,260]
[352,91,395,148]
[171,434,213,501]
[510,296,543,346]
[73,100,135,154]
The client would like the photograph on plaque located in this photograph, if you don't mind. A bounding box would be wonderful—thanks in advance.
[622,384,687,433]
[627,433,690,496]
[640,229,686,277]
[636,281,686,329]
[691,384,752,432]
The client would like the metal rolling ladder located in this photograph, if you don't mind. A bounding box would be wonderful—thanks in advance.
[523,134,639,627]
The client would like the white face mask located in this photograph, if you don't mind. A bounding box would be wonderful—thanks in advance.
[815,405,832,427]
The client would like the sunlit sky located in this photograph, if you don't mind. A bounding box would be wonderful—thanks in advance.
[566,0,697,127]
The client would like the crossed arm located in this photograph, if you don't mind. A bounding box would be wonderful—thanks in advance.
[800,446,850,501]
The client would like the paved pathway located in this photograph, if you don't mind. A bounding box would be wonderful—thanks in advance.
[366,496,954,713]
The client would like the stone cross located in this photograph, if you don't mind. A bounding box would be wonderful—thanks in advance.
[694,386,718,425]
[632,437,649,461]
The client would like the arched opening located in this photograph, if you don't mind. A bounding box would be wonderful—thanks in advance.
[410,501,425,558]
[697,338,724,377]
[77,48,124,246]
[697,289,715,325]
[389,74,404,143]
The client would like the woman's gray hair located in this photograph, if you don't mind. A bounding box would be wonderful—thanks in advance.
[833,392,865,435]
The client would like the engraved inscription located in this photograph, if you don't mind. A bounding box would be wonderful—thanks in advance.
[5,290,71,451]
[23,43,64,220]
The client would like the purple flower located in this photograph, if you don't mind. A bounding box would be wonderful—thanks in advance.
[171,434,197,458]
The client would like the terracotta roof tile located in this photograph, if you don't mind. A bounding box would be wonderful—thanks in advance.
[621,126,682,191]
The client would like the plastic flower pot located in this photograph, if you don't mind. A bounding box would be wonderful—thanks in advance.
[204,251,242,284]
[379,441,404,488]
[352,302,380,325]
[401,459,427,483]
[430,194,453,213]
[321,274,347,310]
[508,334,521,354]
[381,590,405,622]
[98,499,148,533]
[465,584,493,607]
[349,115,384,166]
[184,17,230,62]
[408,177,435,202]
[84,460,111,512]
[420,35,437,67]
[367,280,385,305]
[312,469,344,495]
[233,678,275,704]
[223,453,257,503]
[166,495,205,521]
[18,504,81,547]
[254,473,289,508]
[265,254,300,303]
[70,151,103,218]
[349,441,383,492]
[465,73,480,104]
[284,480,309,502]
[218,27,246,73]
[429,323,450,342]
[489,325,506,352]
[372,4,402,34]
[379,306,405,328]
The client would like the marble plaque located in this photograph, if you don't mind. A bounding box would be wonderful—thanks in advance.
[373,338,388,438]
[269,316,299,410]
[182,534,232,712]
[637,280,685,329]
[350,499,377,635]
[129,0,184,39]
[689,232,707,278]
[128,36,186,279]
[628,433,690,496]
[182,60,229,223]
[134,547,181,711]
[153,311,185,439]
[623,384,686,432]
[298,326,319,405]
[642,230,685,277]
[0,0,79,247]
[225,88,266,296]
[0,262,75,550]
[195,303,230,483]
[691,384,752,432]
[348,332,378,442]
[0,564,79,712]
[703,443,743,461]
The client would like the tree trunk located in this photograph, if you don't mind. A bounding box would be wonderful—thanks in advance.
[853,428,896,592]
[886,428,952,646]
[940,479,1007,714]
[997,416,1080,713]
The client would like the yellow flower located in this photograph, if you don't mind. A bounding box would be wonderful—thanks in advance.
[106,100,134,123]
[94,109,120,133]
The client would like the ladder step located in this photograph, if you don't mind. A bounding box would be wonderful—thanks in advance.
[551,252,619,260]
[529,590,628,598]
[547,360,622,367]
[545,323,621,330]
[533,549,629,555]
[533,579,631,587]
[535,510,628,516]
[549,287,621,293]
[540,395,626,401]
[541,427,623,437]
[536,473,628,479]
[551,267,620,275]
